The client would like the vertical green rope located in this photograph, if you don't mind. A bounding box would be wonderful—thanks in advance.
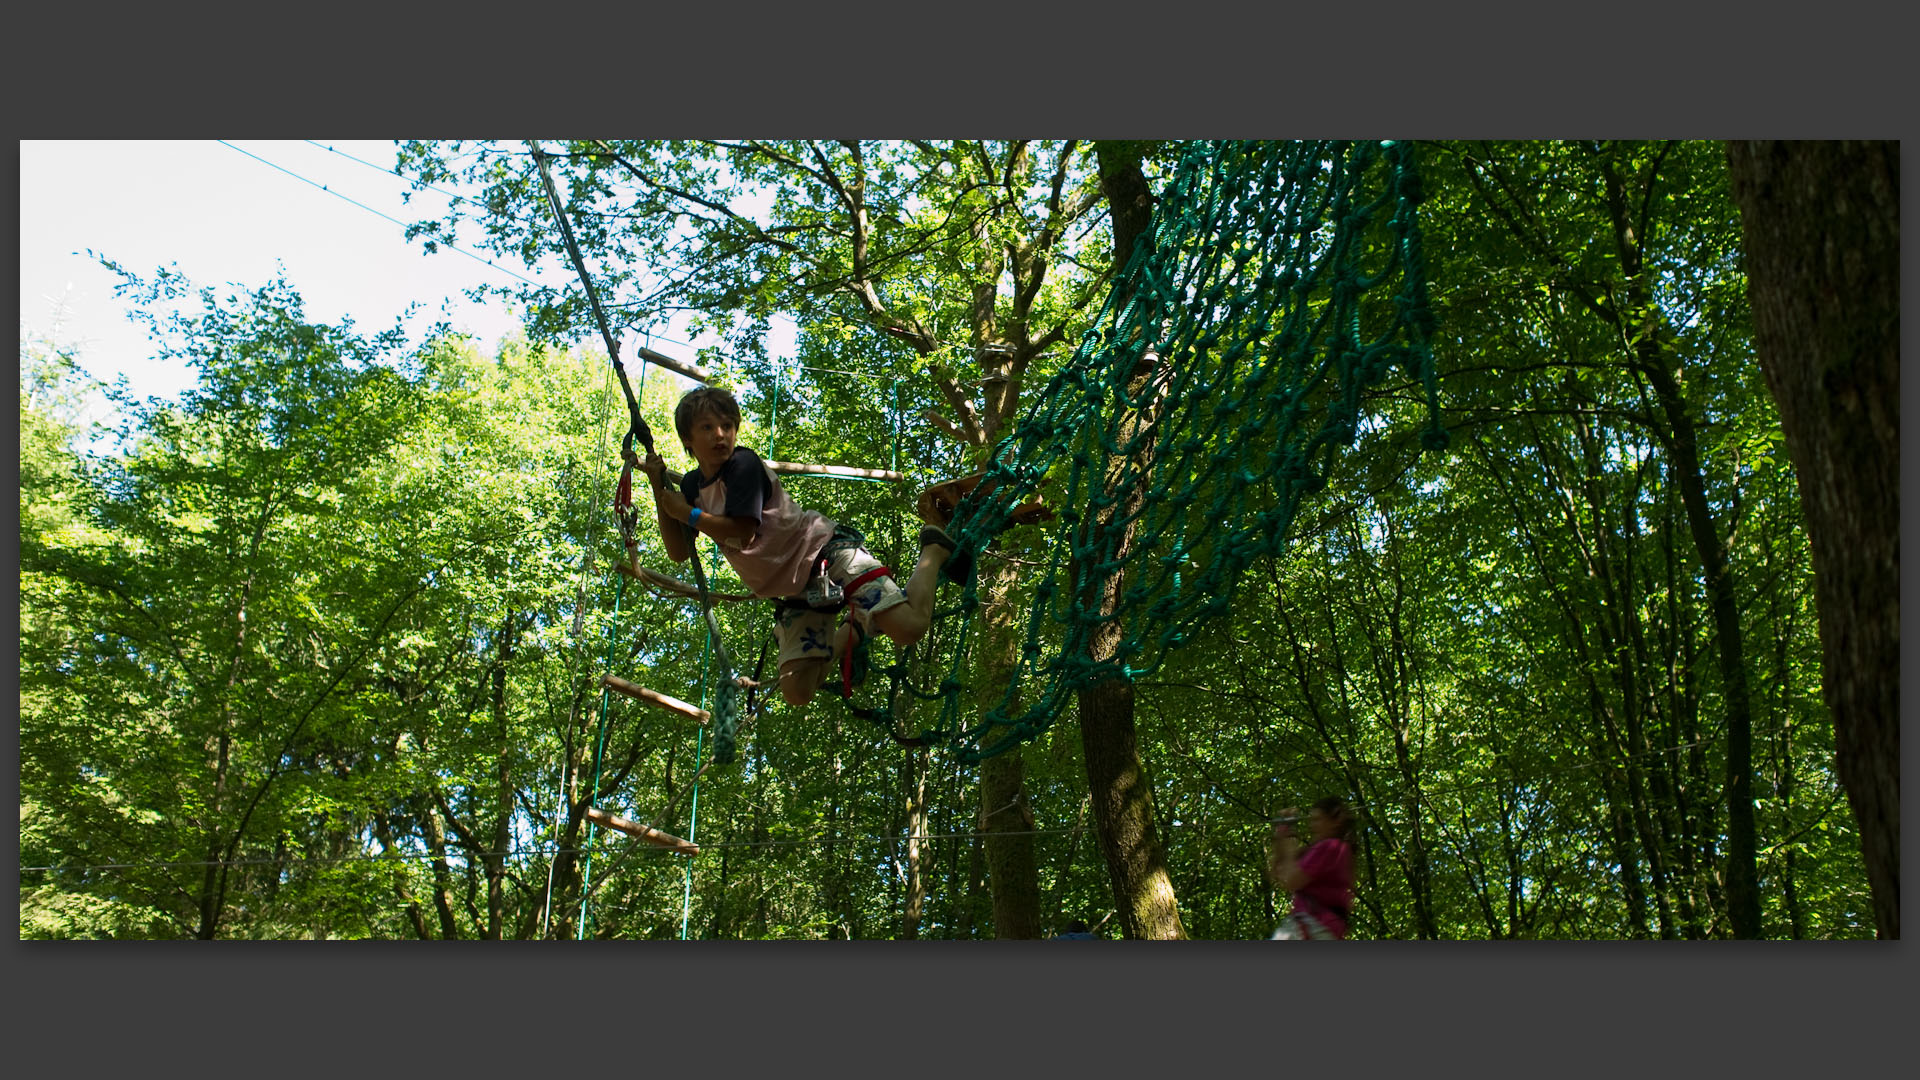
[681,596,714,941]
[680,727,704,940]
[576,569,629,940]
[577,345,650,940]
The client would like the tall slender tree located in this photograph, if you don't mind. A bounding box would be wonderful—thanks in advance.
[1725,140,1899,939]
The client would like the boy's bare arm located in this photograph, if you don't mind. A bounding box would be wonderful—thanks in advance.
[655,494,694,563]
[639,453,757,557]
[634,451,693,563]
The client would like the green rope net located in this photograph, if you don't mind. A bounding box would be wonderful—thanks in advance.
[890,139,1446,763]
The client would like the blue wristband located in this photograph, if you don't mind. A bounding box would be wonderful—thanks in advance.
[689,507,702,528]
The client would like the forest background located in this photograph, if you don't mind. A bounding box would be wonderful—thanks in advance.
[17,139,1895,939]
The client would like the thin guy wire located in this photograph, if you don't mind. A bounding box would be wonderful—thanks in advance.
[301,139,748,364]
[307,141,908,380]
[215,140,545,288]
[302,140,546,232]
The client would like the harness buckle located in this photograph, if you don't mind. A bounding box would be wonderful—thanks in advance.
[803,555,844,611]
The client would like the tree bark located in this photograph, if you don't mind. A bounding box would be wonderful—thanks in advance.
[901,745,932,939]
[1725,140,1899,939]
[978,742,1041,939]
[483,610,516,939]
[1080,677,1185,938]
[973,570,1041,939]
[1062,141,1187,940]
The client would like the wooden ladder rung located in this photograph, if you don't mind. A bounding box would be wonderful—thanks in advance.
[617,558,757,603]
[601,675,710,724]
[765,459,907,483]
[634,346,710,384]
[585,806,699,855]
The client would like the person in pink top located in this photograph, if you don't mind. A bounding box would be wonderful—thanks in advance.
[1267,796,1357,940]
[640,387,958,708]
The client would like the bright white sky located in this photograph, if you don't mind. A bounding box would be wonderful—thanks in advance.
[19,139,780,435]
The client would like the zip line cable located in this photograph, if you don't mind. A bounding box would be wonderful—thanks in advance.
[529,141,652,455]
[224,138,1061,406]
[300,140,950,384]
[214,140,545,289]
[303,140,546,233]
[265,140,902,392]
[290,140,724,363]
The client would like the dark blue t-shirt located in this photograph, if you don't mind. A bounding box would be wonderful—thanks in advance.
[679,447,770,528]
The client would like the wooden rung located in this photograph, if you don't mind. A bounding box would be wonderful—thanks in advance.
[634,346,710,384]
[585,806,699,855]
[765,459,908,483]
[601,675,710,724]
[617,559,757,603]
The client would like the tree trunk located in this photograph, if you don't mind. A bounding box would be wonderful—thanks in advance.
[1725,140,1899,939]
[1058,141,1187,940]
[1638,355,1761,938]
[957,834,987,939]
[1097,141,1156,272]
[483,611,516,939]
[979,745,1040,939]
[1589,147,1763,938]
[1074,460,1184,939]
[422,795,461,940]
[901,745,932,939]
[1081,678,1185,938]
[974,575,1041,939]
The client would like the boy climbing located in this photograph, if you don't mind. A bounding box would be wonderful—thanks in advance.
[638,386,968,708]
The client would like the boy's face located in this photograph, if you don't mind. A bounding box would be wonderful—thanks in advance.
[681,408,737,476]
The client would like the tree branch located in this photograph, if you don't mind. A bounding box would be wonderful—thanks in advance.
[589,141,800,254]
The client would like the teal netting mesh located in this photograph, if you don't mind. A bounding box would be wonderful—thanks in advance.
[892,139,1445,763]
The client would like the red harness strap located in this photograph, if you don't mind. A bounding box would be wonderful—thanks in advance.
[614,460,639,549]
[615,460,634,512]
[842,565,892,599]
[838,566,892,697]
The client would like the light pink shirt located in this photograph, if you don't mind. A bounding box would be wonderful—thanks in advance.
[682,448,835,599]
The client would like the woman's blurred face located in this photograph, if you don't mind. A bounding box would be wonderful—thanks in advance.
[1307,807,1335,841]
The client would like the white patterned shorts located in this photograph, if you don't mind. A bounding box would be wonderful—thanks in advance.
[771,540,907,669]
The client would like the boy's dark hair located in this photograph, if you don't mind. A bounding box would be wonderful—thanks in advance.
[674,386,742,442]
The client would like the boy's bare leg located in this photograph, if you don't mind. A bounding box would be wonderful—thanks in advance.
[904,541,950,622]
[873,541,949,647]
[777,657,832,707]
